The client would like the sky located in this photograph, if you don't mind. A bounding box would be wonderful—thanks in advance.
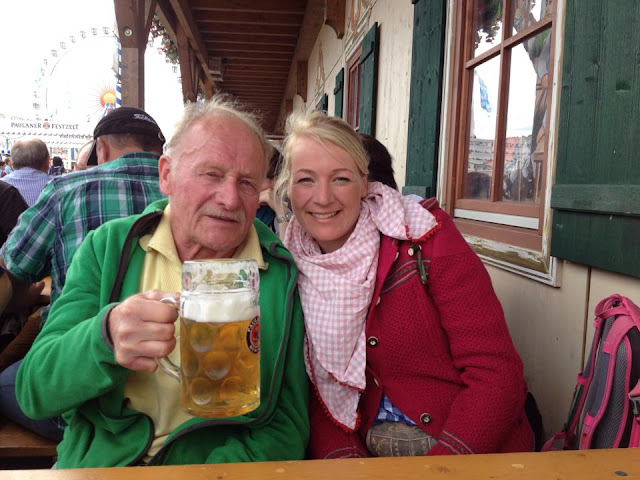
[0,0,184,140]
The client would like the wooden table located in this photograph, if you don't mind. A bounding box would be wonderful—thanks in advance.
[2,448,639,479]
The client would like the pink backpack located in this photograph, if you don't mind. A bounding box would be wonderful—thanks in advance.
[543,294,640,450]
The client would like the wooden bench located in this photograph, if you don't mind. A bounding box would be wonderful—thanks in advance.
[0,417,57,469]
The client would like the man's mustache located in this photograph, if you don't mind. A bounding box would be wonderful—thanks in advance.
[204,208,244,222]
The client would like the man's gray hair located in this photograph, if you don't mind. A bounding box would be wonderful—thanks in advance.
[165,94,272,173]
[11,138,50,170]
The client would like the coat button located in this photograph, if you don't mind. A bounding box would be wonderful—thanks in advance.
[373,378,380,387]
[420,413,432,425]
[408,247,415,256]
[376,296,381,306]
[367,336,379,347]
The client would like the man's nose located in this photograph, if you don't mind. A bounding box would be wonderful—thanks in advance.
[217,177,242,210]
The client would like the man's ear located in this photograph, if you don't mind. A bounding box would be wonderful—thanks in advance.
[158,154,173,196]
[96,137,110,165]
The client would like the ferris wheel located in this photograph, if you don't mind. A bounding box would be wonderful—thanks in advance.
[32,25,121,129]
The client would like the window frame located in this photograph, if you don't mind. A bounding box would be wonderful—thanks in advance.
[446,0,556,252]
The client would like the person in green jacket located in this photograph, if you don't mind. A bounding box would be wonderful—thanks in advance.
[16,95,310,468]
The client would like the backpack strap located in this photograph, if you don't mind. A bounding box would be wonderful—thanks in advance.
[630,381,640,448]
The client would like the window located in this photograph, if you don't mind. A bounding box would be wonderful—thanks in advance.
[448,0,555,251]
[346,45,362,131]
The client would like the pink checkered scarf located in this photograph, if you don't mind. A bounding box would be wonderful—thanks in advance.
[284,182,438,430]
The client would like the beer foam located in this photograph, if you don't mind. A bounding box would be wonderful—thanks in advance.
[182,291,259,323]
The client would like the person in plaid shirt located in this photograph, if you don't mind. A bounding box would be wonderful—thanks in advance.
[0,106,166,440]
[275,112,534,458]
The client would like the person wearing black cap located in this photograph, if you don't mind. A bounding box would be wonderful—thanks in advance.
[0,107,166,441]
[85,107,167,166]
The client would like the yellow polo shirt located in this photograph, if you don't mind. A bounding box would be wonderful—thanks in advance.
[123,204,266,459]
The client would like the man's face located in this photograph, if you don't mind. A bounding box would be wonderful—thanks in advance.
[159,116,265,261]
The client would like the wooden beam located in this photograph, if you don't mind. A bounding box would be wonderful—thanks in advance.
[223,81,286,89]
[225,89,286,96]
[296,61,308,102]
[202,75,214,99]
[224,73,288,80]
[202,34,297,46]
[324,0,345,39]
[167,0,216,90]
[190,11,303,26]
[198,23,300,37]
[189,0,306,13]
[114,0,157,108]
[220,51,292,61]
[177,22,197,103]
[204,42,295,54]
[225,64,290,73]
[226,58,294,67]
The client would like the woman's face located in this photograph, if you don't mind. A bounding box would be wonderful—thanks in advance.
[289,137,367,253]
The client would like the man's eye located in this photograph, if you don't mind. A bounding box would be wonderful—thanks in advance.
[240,180,257,191]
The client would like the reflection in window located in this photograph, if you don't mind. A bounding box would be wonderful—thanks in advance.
[463,56,500,200]
[473,0,503,57]
[502,29,550,203]
[510,0,553,34]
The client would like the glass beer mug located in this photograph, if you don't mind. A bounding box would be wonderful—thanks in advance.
[158,259,261,418]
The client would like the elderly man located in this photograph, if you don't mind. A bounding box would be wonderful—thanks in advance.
[0,107,166,441]
[1,139,51,206]
[16,95,309,468]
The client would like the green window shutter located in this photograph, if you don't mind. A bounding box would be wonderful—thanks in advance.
[550,0,640,278]
[319,93,329,112]
[358,22,379,136]
[334,68,344,118]
[404,0,446,199]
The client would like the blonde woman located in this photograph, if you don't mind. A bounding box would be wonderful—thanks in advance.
[276,112,534,458]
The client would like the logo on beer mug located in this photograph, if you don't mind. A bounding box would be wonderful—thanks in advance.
[246,317,260,354]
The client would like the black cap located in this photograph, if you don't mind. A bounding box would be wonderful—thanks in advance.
[87,107,165,166]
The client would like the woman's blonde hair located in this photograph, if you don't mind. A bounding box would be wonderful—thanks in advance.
[274,111,369,208]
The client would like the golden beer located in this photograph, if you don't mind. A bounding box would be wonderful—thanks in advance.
[179,312,260,417]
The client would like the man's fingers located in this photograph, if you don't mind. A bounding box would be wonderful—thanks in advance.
[138,290,180,304]
[116,338,177,371]
[117,321,176,344]
[126,357,160,373]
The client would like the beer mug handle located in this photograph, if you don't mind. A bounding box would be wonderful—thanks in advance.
[156,296,181,382]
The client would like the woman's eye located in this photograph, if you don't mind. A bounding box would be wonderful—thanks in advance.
[335,176,351,183]
[295,177,312,184]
